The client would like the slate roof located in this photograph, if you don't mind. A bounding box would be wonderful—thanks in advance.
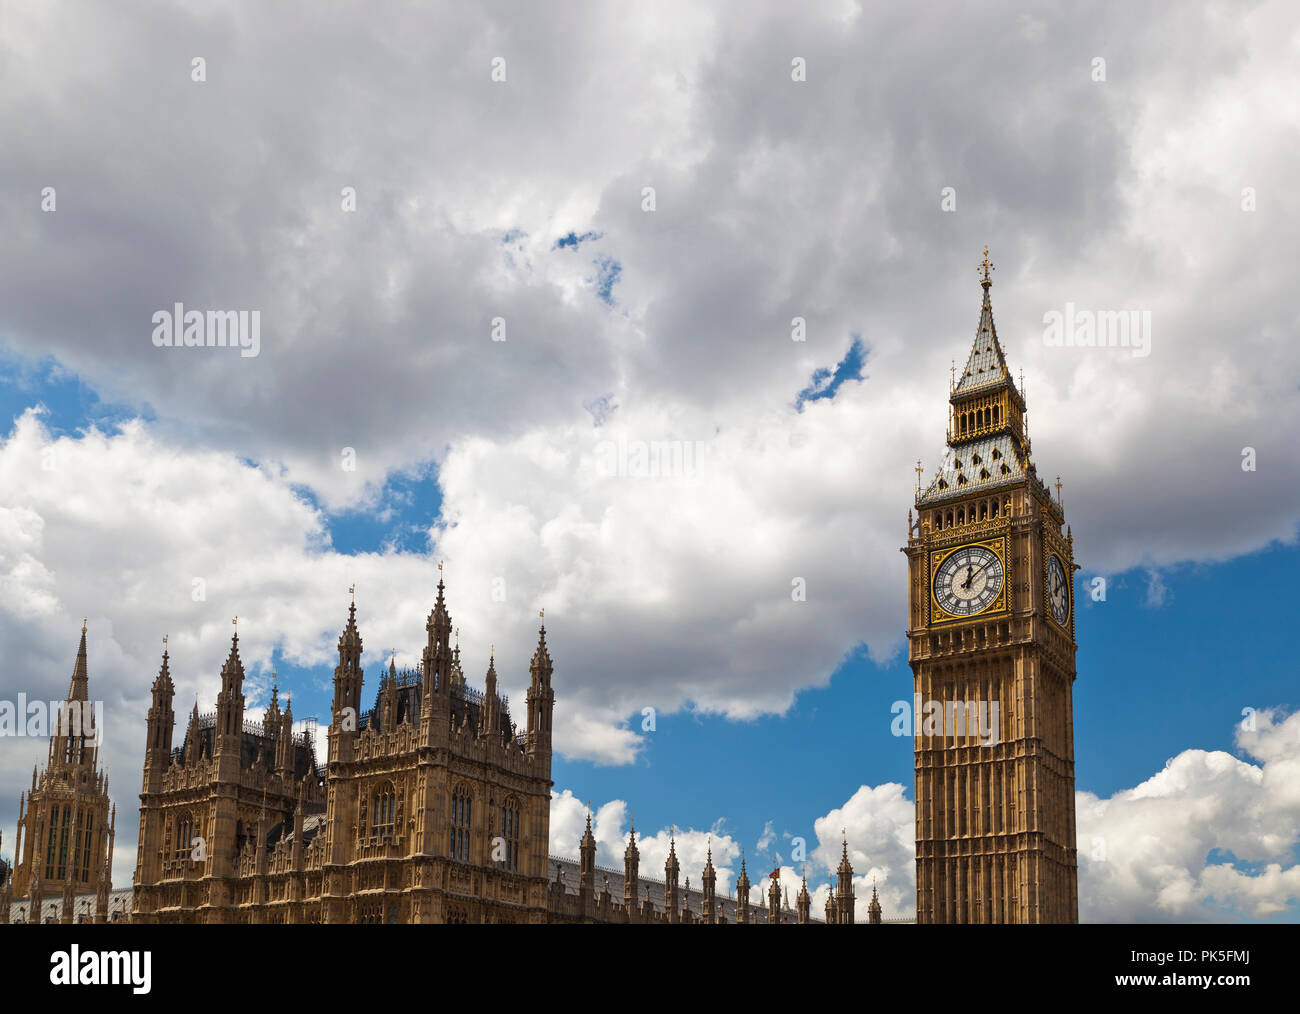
[917,432,1028,506]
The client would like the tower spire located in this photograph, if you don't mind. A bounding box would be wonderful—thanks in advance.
[68,619,89,702]
[917,247,1031,507]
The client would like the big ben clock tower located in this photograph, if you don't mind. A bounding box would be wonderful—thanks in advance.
[904,249,1079,924]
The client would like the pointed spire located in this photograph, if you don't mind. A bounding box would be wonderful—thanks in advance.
[342,597,360,643]
[222,626,243,682]
[153,637,173,694]
[449,629,465,687]
[953,248,1011,397]
[838,835,853,876]
[68,620,89,701]
[529,610,552,681]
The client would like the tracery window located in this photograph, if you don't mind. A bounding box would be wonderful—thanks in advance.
[500,799,520,872]
[72,810,93,882]
[372,781,396,835]
[175,812,194,861]
[449,785,472,861]
[47,805,72,879]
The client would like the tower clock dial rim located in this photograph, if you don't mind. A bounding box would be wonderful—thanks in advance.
[931,542,1005,619]
[1047,552,1070,625]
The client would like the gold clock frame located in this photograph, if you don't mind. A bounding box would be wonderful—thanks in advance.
[1040,530,1075,635]
[929,536,1009,625]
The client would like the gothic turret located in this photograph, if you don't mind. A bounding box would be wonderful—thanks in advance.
[215,627,245,748]
[482,650,502,738]
[578,809,596,897]
[664,832,680,923]
[143,643,175,794]
[423,569,453,697]
[526,613,554,764]
[736,852,751,924]
[767,868,781,925]
[450,632,465,690]
[331,599,364,740]
[796,872,810,924]
[701,840,717,924]
[623,822,640,913]
[868,879,882,924]
[275,692,294,779]
[834,838,856,924]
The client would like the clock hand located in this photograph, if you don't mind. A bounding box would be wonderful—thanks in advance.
[962,564,986,591]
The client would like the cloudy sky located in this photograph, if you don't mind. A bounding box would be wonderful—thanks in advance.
[1,0,1297,921]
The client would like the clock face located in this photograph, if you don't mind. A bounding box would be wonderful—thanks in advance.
[933,544,1004,618]
[1048,553,1070,625]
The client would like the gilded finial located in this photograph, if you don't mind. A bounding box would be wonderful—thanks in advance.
[81,616,87,634]
[232,615,238,633]
[1054,475,1064,508]
[979,245,994,287]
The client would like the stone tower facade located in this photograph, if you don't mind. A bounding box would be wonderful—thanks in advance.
[132,575,556,923]
[904,250,1079,923]
[2,624,116,924]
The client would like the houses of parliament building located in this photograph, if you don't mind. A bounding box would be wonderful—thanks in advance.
[1,578,875,925]
[1,251,1074,925]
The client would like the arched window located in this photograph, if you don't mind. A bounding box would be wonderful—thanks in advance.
[175,812,194,861]
[450,786,472,862]
[993,405,1000,425]
[372,782,396,835]
[500,798,520,872]
[73,811,94,882]
[960,414,967,434]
